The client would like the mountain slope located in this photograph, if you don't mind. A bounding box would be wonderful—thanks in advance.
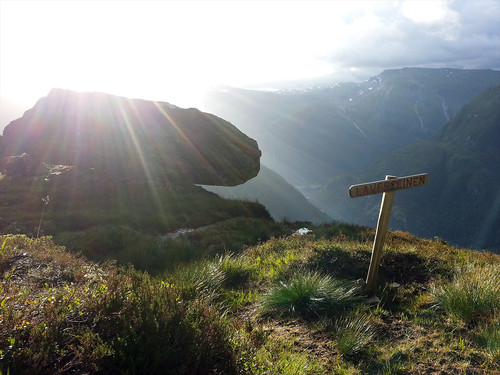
[201,68,500,189]
[0,89,270,239]
[202,165,332,223]
[316,83,500,251]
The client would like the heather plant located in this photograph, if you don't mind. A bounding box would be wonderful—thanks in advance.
[2,268,239,374]
[56,226,203,274]
[0,236,240,375]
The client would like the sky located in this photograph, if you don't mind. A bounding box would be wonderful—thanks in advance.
[1,0,500,129]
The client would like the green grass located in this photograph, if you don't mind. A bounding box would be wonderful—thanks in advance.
[432,264,500,323]
[259,271,363,318]
[331,314,376,356]
[477,321,500,362]
[2,226,500,374]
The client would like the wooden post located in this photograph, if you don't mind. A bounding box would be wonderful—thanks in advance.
[365,175,396,296]
[348,173,428,297]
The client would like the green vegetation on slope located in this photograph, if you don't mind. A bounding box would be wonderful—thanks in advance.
[0,168,274,265]
[318,83,500,252]
[1,223,499,374]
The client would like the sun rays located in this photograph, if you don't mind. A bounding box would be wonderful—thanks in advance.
[0,86,263,241]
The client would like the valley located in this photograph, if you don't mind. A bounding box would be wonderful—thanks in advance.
[1,68,500,374]
[200,68,500,251]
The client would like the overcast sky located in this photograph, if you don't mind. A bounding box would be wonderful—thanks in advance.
[1,0,500,129]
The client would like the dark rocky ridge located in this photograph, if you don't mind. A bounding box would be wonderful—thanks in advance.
[1,88,261,186]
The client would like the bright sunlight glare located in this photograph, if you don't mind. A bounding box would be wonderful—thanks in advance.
[0,0,343,113]
[2,0,499,129]
[1,1,214,107]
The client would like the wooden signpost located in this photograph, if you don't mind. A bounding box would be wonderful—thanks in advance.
[349,173,429,296]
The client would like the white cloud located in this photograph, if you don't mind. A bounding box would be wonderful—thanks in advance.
[319,0,500,81]
[399,0,461,41]
[400,0,458,25]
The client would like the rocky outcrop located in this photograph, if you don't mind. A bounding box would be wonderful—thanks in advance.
[1,89,260,185]
[0,153,36,176]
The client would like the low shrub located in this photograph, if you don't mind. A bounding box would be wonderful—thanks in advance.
[312,222,366,241]
[3,270,239,374]
[0,237,240,374]
[185,217,287,257]
[56,226,203,274]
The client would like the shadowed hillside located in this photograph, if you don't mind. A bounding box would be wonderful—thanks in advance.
[203,165,332,223]
[0,89,270,253]
[1,88,261,186]
[201,68,500,189]
[317,83,500,252]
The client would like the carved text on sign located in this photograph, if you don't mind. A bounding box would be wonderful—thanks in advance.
[349,173,429,198]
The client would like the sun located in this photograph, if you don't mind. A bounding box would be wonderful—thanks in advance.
[0,1,214,112]
[1,0,339,124]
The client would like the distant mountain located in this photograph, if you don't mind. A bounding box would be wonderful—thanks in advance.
[202,165,332,224]
[316,83,500,252]
[200,68,500,190]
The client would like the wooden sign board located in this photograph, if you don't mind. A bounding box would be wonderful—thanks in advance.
[349,173,429,198]
[349,173,429,297]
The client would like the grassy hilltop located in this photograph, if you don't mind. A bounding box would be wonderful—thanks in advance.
[1,87,499,374]
[1,223,499,374]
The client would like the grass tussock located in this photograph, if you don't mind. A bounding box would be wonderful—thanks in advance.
[259,271,363,318]
[168,258,227,302]
[330,314,377,356]
[477,321,500,362]
[432,264,500,323]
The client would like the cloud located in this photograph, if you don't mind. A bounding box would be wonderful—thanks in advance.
[400,0,460,27]
[321,0,500,81]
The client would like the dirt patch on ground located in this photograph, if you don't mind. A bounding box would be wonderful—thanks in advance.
[268,318,336,356]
